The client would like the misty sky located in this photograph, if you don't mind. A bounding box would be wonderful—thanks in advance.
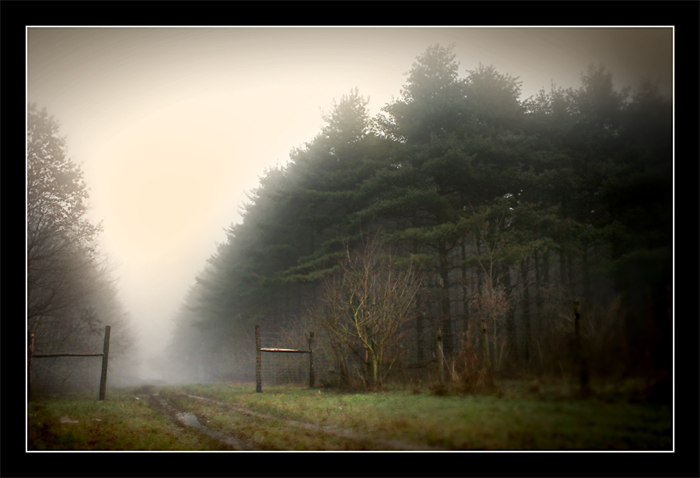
[26,26,673,374]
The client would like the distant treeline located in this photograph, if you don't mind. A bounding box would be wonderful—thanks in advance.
[165,44,672,387]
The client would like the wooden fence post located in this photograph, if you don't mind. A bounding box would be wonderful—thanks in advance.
[308,331,315,388]
[437,328,444,385]
[28,326,111,400]
[99,325,111,400]
[28,332,34,402]
[256,325,314,391]
[255,324,262,393]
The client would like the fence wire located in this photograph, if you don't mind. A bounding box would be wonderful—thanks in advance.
[259,331,309,385]
[31,356,102,396]
[258,330,338,386]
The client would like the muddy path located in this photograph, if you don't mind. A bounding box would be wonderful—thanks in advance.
[149,391,255,450]
[147,388,442,451]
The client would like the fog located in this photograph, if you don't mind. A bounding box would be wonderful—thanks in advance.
[26,26,673,382]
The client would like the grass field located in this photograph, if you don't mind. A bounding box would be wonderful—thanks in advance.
[26,379,673,451]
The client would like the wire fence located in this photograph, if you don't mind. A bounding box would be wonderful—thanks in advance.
[30,356,101,396]
[258,330,317,386]
[28,325,111,400]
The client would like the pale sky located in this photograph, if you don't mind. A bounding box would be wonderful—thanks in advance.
[26,26,673,377]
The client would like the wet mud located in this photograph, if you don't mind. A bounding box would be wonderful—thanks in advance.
[149,392,255,450]
[147,388,442,451]
[178,392,442,451]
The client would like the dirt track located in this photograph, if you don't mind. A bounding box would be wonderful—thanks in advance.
[149,392,255,450]
[148,389,442,451]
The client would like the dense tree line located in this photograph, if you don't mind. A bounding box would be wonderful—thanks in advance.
[27,104,137,392]
[167,45,671,393]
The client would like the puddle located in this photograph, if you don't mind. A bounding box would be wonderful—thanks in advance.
[173,409,250,449]
[176,412,204,429]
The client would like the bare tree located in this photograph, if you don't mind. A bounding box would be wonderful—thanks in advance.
[27,104,102,328]
[465,201,514,375]
[472,275,510,375]
[27,105,137,390]
[310,234,421,388]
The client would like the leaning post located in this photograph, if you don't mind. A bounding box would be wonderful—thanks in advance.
[99,325,111,400]
[255,324,262,393]
[308,331,315,388]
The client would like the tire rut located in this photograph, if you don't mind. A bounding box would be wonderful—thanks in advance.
[176,392,443,451]
[149,392,257,450]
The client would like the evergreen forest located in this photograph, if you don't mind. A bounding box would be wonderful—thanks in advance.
[165,44,672,395]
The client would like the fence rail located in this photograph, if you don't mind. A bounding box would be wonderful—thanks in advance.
[31,353,105,357]
[256,324,314,393]
[260,348,311,354]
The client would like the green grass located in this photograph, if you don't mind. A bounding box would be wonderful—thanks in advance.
[27,389,234,450]
[27,380,672,451]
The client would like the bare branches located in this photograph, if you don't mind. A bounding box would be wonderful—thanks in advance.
[310,234,421,388]
[27,104,136,376]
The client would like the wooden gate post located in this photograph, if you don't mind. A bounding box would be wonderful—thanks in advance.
[308,331,315,388]
[255,324,262,393]
[99,325,111,400]
[28,332,34,401]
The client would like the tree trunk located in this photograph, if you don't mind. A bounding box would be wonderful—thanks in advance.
[476,238,483,297]
[582,243,592,307]
[461,239,469,338]
[534,250,543,323]
[372,352,379,388]
[438,240,452,357]
[365,347,372,387]
[481,317,491,375]
[533,250,543,365]
[559,247,567,293]
[413,230,424,363]
[611,238,626,295]
[501,261,516,364]
[416,294,424,363]
[542,249,550,285]
[573,300,591,397]
[520,257,531,363]
[566,253,576,301]
[542,248,552,337]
